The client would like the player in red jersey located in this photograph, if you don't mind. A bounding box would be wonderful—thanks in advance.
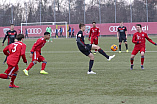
[88,22,100,54]
[130,24,157,70]
[0,34,27,88]
[23,32,50,76]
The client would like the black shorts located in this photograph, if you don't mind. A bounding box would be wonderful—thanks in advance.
[78,44,92,56]
[119,37,127,43]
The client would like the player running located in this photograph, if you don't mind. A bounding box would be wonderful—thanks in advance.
[23,32,50,76]
[2,24,17,64]
[46,26,52,42]
[130,24,157,70]
[0,34,27,88]
[88,22,100,54]
[117,22,128,53]
[77,23,115,74]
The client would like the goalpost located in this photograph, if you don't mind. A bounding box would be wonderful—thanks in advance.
[21,22,68,38]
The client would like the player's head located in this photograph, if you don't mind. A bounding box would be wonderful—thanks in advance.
[79,23,85,31]
[10,24,14,30]
[120,22,123,27]
[136,24,142,32]
[16,34,24,41]
[92,22,96,27]
[44,32,50,40]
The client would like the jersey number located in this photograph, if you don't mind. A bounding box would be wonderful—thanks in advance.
[12,44,18,52]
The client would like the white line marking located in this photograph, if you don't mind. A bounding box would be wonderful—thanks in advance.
[32,51,157,53]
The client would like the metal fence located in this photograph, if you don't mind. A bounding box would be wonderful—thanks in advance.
[0,0,157,26]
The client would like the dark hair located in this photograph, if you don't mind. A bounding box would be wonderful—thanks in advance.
[44,32,50,35]
[92,22,96,24]
[11,24,14,26]
[16,34,24,41]
[136,24,142,28]
[79,23,85,29]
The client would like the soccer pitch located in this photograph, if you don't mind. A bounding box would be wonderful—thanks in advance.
[0,36,157,104]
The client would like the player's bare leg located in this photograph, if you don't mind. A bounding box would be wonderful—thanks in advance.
[91,44,115,61]
[87,53,96,74]
[23,61,37,76]
[119,42,122,53]
[141,52,145,69]
[40,60,48,74]
[125,42,128,52]
[130,55,135,70]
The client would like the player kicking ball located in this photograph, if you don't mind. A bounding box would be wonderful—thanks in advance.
[76,23,115,74]
[130,24,157,70]
[0,34,27,88]
[23,32,50,76]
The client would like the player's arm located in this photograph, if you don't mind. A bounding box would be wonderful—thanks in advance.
[125,27,127,39]
[132,34,140,44]
[39,49,41,55]
[2,33,8,46]
[145,34,156,45]
[3,45,9,56]
[15,31,17,37]
[30,39,42,57]
[21,44,27,64]
[77,38,85,47]
[97,28,100,37]
[14,31,17,42]
[125,31,128,39]
[117,28,119,39]
[30,40,42,53]
[77,34,89,50]
[88,28,92,41]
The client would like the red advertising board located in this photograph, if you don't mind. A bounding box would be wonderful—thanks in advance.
[0,22,156,38]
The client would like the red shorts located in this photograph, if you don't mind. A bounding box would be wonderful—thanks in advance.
[131,47,145,55]
[4,65,19,77]
[91,37,98,45]
[32,51,45,62]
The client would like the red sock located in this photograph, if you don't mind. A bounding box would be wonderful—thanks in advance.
[41,62,47,70]
[26,62,34,71]
[130,58,134,65]
[0,74,8,79]
[10,74,17,85]
[141,56,144,65]
[95,49,97,52]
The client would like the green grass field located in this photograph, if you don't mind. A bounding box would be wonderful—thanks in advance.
[0,36,157,104]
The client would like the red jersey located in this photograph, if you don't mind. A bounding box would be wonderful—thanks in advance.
[89,27,100,38]
[30,37,46,53]
[3,41,27,66]
[132,32,156,48]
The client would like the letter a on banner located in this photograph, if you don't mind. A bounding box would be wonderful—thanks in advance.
[131,26,136,31]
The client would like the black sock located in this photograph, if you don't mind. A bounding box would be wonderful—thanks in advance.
[98,48,109,59]
[119,45,121,51]
[89,60,94,72]
[125,44,128,50]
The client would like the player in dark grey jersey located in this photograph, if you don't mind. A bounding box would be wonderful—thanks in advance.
[76,23,115,74]
[2,24,17,64]
[117,22,128,53]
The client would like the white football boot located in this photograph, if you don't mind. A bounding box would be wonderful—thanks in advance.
[87,71,96,74]
[107,55,115,61]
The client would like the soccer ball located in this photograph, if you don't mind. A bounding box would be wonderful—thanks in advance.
[111,44,118,51]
